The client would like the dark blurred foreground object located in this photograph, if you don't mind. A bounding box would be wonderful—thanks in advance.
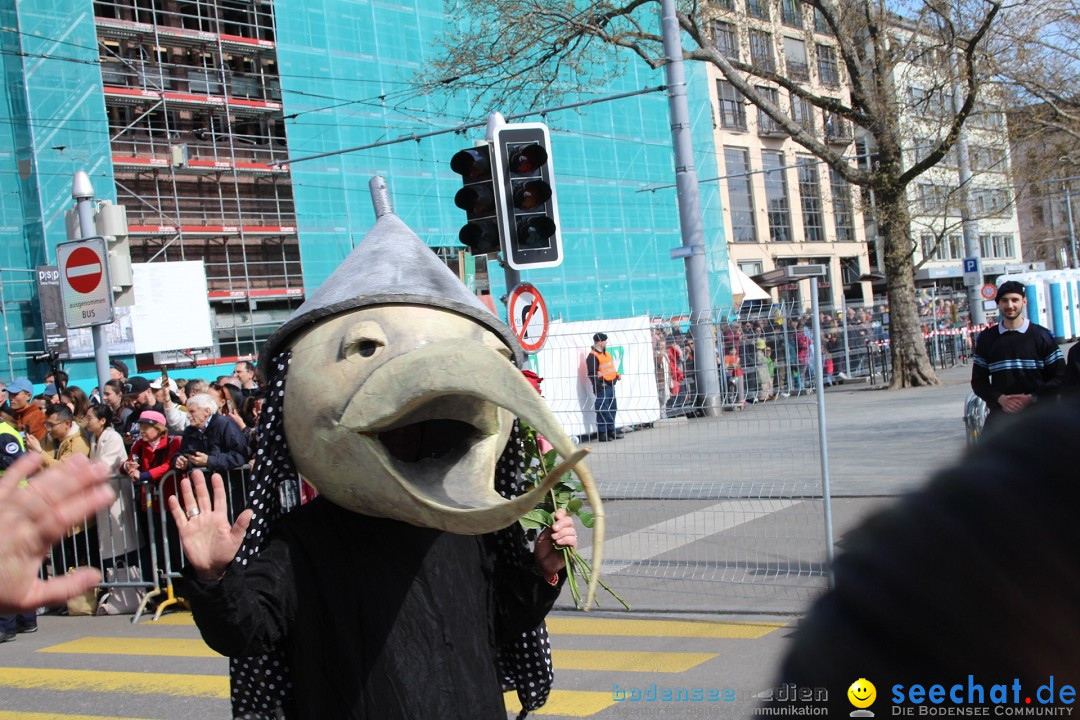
[780,402,1080,714]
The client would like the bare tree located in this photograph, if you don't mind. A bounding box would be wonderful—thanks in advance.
[424,0,1003,388]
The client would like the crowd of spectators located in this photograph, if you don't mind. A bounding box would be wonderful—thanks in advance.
[651,303,900,412]
[0,361,263,627]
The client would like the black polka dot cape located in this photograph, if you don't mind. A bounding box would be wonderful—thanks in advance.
[228,350,554,719]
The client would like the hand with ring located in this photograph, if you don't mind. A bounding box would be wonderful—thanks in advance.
[167,470,252,582]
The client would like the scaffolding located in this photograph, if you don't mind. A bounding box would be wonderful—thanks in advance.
[93,0,302,360]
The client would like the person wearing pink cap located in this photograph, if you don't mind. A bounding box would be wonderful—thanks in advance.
[123,410,181,499]
[124,409,183,575]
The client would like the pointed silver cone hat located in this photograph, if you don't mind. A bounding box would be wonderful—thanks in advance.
[260,193,521,369]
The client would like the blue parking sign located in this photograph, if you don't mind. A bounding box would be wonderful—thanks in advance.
[963,257,979,273]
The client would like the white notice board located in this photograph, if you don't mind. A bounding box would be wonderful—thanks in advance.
[131,261,214,353]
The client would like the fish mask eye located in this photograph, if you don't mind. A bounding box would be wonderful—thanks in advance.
[343,321,387,361]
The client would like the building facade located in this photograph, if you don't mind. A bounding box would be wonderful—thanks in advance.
[704,0,874,311]
[866,26,1025,292]
[1,0,734,382]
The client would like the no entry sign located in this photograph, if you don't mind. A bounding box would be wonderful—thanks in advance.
[57,237,114,329]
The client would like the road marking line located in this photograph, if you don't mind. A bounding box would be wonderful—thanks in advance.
[147,611,785,639]
[547,616,784,639]
[581,499,798,573]
[0,667,227,698]
[39,638,718,672]
[504,690,614,716]
[149,613,194,626]
[552,649,715,672]
[0,713,153,720]
[39,637,222,658]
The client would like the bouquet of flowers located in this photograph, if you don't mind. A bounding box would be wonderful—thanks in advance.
[518,422,629,610]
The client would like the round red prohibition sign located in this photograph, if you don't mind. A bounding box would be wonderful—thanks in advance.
[507,283,550,354]
[65,247,103,294]
[980,283,997,301]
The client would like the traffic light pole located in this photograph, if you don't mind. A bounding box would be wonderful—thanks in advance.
[72,171,111,395]
[660,0,721,416]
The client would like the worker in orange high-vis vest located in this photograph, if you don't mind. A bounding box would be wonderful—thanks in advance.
[586,333,623,441]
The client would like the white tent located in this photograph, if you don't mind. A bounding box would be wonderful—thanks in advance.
[728,260,772,304]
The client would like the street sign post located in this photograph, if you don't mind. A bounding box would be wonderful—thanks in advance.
[507,282,550,354]
[57,236,114,329]
[963,257,981,288]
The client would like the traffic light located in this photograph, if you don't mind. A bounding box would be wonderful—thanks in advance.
[492,123,563,270]
[450,145,502,255]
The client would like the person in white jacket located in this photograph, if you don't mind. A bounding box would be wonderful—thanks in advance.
[87,404,140,569]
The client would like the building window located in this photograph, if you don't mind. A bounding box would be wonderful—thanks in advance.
[814,7,832,34]
[830,166,854,243]
[717,80,747,130]
[970,144,1007,173]
[739,260,764,277]
[757,86,784,136]
[811,256,833,305]
[817,44,839,86]
[969,102,1004,130]
[908,86,949,119]
[950,234,964,259]
[917,183,951,213]
[781,0,803,28]
[724,147,757,243]
[784,37,809,80]
[824,112,851,143]
[978,234,1016,258]
[921,234,939,261]
[712,20,739,61]
[994,233,1015,258]
[763,151,792,242]
[747,0,769,20]
[797,157,825,242]
[972,188,1012,217]
[749,30,776,72]
[715,0,736,10]
[791,94,815,133]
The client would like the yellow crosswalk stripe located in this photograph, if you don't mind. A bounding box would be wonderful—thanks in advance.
[0,667,228,698]
[0,713,153,720]
[39,638,713,674]
[0,668,609,717]
[504,690,615,717]
[552,649,715,673]
[151,610,784,639]
[148,613,194,626]
[547,616,784,639]
[40,637,222,658]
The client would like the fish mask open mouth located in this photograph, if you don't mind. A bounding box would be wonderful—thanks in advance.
[281,306,590,536]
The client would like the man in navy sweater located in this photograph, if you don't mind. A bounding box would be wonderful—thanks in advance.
[971,280,1065,435]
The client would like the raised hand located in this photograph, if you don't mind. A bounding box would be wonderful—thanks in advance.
[167,470,252,582]
[0,454,115,614]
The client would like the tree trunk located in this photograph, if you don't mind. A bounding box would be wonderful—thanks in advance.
[877,189,941,388]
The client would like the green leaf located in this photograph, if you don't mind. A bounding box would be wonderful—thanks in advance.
[567,498,583,514]
[521,508,553,528]
[578,511,595,528]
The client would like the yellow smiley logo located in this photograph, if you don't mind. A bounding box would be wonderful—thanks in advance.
[848,678,877,709]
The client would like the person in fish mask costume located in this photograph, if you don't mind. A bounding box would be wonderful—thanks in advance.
[172,180,603,720]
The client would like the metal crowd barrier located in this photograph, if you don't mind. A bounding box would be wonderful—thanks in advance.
[41,465,302,622]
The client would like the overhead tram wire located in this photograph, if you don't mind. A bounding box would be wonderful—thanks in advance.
[270,85,669,167]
